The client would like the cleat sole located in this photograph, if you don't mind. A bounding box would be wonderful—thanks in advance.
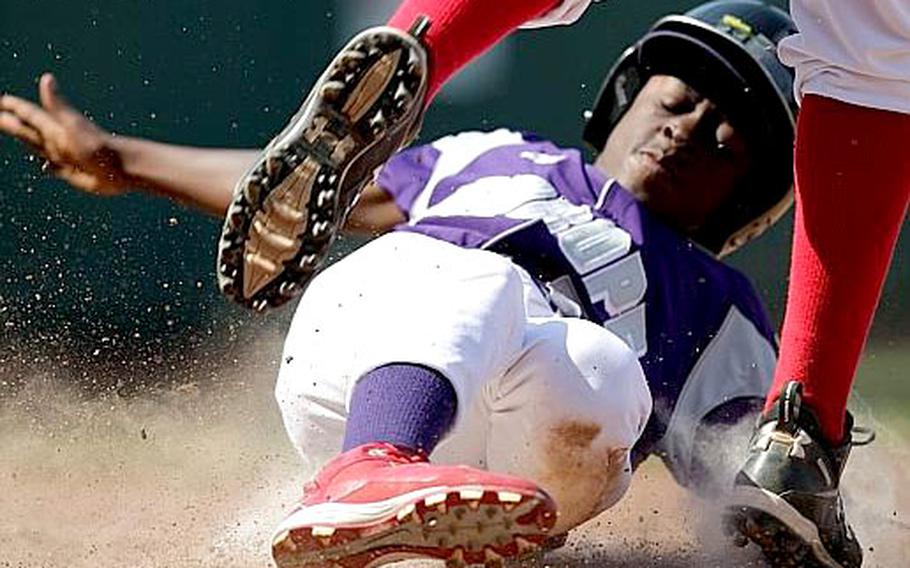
[271,484,556,568]
[216,25,429,311]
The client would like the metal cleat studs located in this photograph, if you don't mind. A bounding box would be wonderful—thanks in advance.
[219,263,237,278]
[311,220,331,239]
[278,281,297,297]
[316,189,336,210]
[298,253,319,271]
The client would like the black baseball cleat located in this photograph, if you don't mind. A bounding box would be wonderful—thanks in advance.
[726,381,875,568]
[217,17,431,311]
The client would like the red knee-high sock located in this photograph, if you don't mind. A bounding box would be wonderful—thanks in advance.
[387,0,560,100]
[766,94,910,442]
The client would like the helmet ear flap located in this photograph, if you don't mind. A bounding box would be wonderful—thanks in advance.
[583,46,645,152]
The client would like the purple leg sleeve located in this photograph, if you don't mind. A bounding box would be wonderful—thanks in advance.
[342,363,458,454]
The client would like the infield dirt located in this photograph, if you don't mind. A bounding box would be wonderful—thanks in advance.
[2,331,908,568]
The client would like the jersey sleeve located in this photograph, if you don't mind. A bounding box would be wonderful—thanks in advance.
[520,0,596,29]
[374,144,442,219]
[656,279,778,490]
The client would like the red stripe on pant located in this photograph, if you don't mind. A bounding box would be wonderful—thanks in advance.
[766,94,910,443]
[387,0,561,100]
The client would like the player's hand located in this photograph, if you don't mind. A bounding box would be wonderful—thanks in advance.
[0,73,131,196]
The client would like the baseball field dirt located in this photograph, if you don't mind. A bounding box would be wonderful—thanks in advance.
[2,332,908,568]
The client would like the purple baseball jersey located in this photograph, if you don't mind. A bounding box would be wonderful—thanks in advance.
[376,129,778,486]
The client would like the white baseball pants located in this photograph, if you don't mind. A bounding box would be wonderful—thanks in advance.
[275,231,651,533]
[780,0,910,115]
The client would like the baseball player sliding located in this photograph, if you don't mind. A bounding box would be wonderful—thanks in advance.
[165,0,899,564]
[1,2,832,567]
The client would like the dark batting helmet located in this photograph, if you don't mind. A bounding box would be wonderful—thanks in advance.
[583,0,798,256]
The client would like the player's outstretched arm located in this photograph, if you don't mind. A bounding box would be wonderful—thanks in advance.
[1,73,405,233]
[0,73,257,216]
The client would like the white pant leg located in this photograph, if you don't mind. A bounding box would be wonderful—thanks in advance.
[438,316,651,534]
[780,0,910,114]
[275,232,651,535]
[274,231,528,468]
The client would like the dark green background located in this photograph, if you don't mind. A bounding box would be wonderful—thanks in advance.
[1,0,906,391]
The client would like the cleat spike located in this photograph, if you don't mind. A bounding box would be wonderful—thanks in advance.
[311,220,331,239]
[243,180,263,206]
[369,110,387,134]
[425,493,448,507]
[298,253,319,271]
[496,491,522,504]
[321,80,346,102]
[316,188,336,210]
[311,526,336,537]
[459,488,484,501]
[227,207,246,231]
[266,154,284,178]
[278,281,297,297]
[219,265,237,279]
[396,502,417,522]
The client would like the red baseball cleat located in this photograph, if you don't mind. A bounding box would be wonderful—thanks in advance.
[271,443,558,568]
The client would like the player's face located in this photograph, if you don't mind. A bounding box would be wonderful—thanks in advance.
[596,75,753,234]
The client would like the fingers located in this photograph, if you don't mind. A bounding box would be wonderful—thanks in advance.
[0,110,43,146]
[0,93,61,138]
[39,73,69,114]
